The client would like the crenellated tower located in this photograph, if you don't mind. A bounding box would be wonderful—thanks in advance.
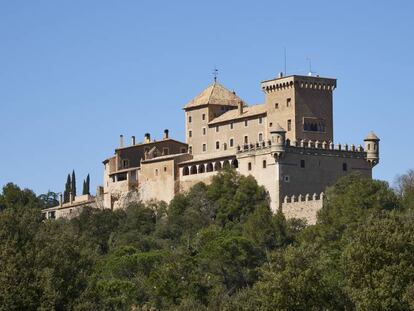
[261,74,336,144]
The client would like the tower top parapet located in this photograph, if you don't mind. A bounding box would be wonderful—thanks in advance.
[261,75,336,93]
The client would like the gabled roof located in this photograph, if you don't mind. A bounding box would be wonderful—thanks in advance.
[208,104,267,125]
[184,82,243,109]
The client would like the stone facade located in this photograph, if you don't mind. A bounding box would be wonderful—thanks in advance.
[44,73,380,224]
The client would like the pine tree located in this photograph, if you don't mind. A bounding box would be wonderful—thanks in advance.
[63,174,71,203]
[71,170,76,197]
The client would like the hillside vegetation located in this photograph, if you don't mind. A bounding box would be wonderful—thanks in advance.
[0,169,414,310]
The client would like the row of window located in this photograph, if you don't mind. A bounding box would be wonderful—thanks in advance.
[195,133,265,153]
[188,118,264,137]
[299,159,348,171]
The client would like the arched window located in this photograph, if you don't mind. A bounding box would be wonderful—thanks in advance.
[216,141,220,150]
[190,165,197,174]
[183,167,189,176]
[198,164,205,174]
[214,161,222,171]
[223,143,227,151]
[206,163,214,172]
[231,159,238,168]
[223,160,230,168]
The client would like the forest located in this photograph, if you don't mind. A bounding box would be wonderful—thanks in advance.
[0,168,413,310]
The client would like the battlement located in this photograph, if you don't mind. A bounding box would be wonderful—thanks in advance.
[236,138,367,159]
[281,192,325,225]
[261,75,336,93]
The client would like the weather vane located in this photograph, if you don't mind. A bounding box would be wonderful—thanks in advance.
[212,67,218,82]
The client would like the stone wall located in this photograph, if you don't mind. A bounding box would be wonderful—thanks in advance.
[281,193,324,225]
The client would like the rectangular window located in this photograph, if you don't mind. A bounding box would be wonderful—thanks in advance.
[122,159,129,168]
[229,138,234,147]
[259,117,263,124]
[216,126,219,132]
[188,115,192,123]
[343,163,348,171]
[202,144,206,152]
[258,133,263,142]
[287,120,292,131]
[263,160,267,168]
[244,136,248,144]
[202,127,206,135]
[230,122,234,130]
[248,162,252,171]
[275,103,279,109]
[163,147,169,155]
[164,166,167,172]
[216,141,220,150]
[300,159,305,168]
[189,146,192,154]
[287,98,291,107]
[245,120,248,127]
[202,113,206,121]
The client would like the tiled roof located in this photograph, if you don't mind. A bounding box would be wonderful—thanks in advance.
[208,104,267,124]
[184,82,243,109]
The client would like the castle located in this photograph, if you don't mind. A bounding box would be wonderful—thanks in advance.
[42,73,380,224]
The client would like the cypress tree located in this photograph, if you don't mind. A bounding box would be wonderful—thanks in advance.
[82,180,86,195]
[86,174,90,195]
[71,170,76,197]
[63,174,71,203]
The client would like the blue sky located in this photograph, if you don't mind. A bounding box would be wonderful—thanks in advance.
[0,0,413,195]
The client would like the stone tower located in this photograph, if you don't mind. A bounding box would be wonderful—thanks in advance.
[261,74,337,143]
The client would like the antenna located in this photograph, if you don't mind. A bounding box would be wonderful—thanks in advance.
[306,57,314,76]
[212,67,218,82]
[284,47,287,75]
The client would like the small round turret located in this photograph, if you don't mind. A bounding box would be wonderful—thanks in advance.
[271,124,286,160]
[364,131,380,166]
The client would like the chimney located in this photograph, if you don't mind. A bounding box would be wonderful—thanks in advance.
[163,129,169,140]
[119,135,124,148]
[59,193,63,207]
[144,133,151,144]
[131,136,136,145]
[238,101,244,115]
[69,192,73,204]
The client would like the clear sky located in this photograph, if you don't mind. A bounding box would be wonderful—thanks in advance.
[0,0,413,195]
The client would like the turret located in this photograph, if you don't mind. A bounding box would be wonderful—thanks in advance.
[364,131,380,166]
[271,123,286,160]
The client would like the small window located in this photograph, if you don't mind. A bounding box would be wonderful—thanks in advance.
[368,144,370,151]
[245,120,248,127]
[259,117,263,124]
[275,103,279,109]
[300,159,305,168]
[230,122,234,130]
[343,163,348,171]
[244,136,248,144]
[180,147,186,153]
[189,146,192,154]
[263,160,267,168]
[215,141,220,150]
[229,138,234,147]
[202,113,206,121]
[188,115,192,123]
[202,144,207,152]
[189,130,192,138]
[284,175,290,182]
[287,120,292,131]
[248,162,252,171]
[223,143,227,151]
[122,159,129,168]
[155,169,159,176]
[164,166,167,172]
[216,126,219,132]
[163,147,169,155]
[258,133,263,142]
[287,98,291,107]
[202,127,206,135]
[269,122,273,127]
